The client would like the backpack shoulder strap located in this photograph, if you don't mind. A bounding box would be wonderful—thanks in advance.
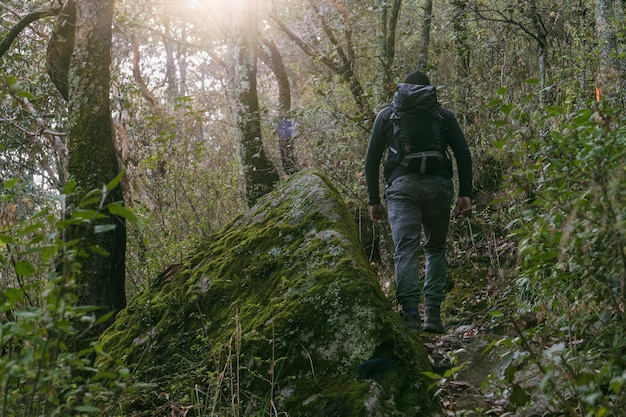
[388,110,405,159]
[432,105,445,155]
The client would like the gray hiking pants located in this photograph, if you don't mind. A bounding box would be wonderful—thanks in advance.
[386,174,454,310]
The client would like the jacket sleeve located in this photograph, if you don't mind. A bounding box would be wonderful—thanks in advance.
[364,109,389,205]
[441,108,473,198]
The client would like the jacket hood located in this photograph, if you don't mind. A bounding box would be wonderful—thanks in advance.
[391,83,438,113]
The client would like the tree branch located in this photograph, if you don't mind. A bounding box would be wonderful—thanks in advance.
[472,4,547,50]
[268,7,340,73]
[308,0,350,71]
[130,34,158,107]
[270,3,368,116]
[0,8,60,59]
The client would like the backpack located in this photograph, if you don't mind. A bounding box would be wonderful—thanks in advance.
[383,85,446,179]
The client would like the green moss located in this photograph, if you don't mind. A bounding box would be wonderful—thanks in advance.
[98,169,440,416]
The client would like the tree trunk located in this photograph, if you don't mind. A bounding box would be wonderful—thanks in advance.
[46,0,76,100]
[259,34,298,175]
[235,0,280,206]
[452,0,471,118]
[376,0,402,105]
[417,0,434,70]
[526,0,549,103]
[163,20,179,105]
[66,0,126,334]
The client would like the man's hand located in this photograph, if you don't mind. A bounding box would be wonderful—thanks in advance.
[455,197,472,219]
[369,203,386,223]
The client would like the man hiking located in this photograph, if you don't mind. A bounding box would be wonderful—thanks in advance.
[364,70,473,334]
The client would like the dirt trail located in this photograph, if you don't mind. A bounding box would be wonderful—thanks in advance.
[422,324,502,415]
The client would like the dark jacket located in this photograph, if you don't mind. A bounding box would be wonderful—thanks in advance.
[365,84,473,205]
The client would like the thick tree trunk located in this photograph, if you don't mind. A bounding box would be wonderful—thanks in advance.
[236,0,279,206]
[417,0,434,70]
[66,0,126,334]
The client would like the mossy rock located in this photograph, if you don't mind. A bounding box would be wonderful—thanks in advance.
[99,169,439,416]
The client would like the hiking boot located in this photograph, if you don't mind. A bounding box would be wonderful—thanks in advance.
[401,310,422,333]
[423,305,445,334]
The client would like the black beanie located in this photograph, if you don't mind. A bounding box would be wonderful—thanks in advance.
[403,71,430,86]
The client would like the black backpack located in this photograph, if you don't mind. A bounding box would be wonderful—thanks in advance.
[383,85,446,179]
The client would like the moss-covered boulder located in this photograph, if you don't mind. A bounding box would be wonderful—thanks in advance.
[99,169,440,416]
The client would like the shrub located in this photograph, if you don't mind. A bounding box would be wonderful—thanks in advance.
[1,175,140,416]
[486,92,626,416]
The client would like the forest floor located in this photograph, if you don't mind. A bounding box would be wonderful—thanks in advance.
[420,307,544,417]
[416,241,552,417]
[375,249,522,416]
[408,217,533,416]
[421,313,508,416]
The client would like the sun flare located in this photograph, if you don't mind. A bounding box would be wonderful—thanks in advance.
[165,0,258,23]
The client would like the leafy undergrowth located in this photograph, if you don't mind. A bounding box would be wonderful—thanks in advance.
[409,99,626,417]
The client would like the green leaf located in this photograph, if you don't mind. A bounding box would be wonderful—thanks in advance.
[62,178,77,194]
[18,90,35,100]
[41,244,57,264]
[534,249,557,260]
[106,170,125,191]
[15,260,35,276]
[79,190,104,208]
[509,383,530,406]
[493,138,507,149]
[0,234,13,245]
[576,372,596,386]
[523,78,540,85]
[15,309,43,319]
[504,363,517,383]
[609,377,624,394]
[596,407,609,417]
[545,105,564,115]
[540,370,554,391]
[500,103,514,115]
[17,222,45,236]
[94,224,117,233]
[4,288,23,304]
[74,405,101,413]
[421,371,440,380]
[72,209,106,221]
[95,310,115,325]
[2,178,18,189]
[490,119,509,128]
[107,202,138,223]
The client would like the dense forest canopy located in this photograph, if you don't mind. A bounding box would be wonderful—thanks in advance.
[1,0,625,415]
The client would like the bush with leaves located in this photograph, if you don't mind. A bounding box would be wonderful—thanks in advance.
[485,89,626,416]
[1,175,143,416]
